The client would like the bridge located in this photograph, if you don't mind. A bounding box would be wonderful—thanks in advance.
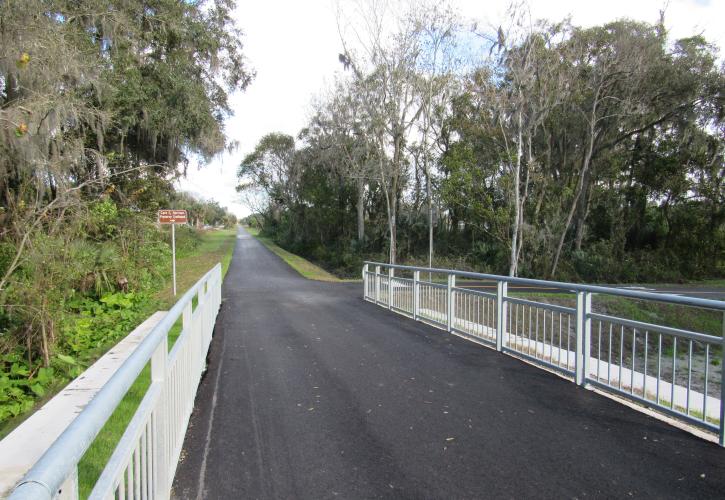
[4,228,725,498]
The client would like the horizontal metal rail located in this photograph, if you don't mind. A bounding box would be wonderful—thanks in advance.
[588,312,719,344]
[362,262,725,446]
[364,261,725,311]
[9,263,223,500]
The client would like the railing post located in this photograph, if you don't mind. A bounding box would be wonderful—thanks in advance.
[388,267,393,310]
[363,263,369,299]
[375,265,381,304]
[151,334,168,498]
[413,270,420,321]
[447,274,456,332]
[576,291,592,386]
[496,281,507,351]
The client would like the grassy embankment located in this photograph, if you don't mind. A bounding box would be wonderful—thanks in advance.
[77,228,237,497]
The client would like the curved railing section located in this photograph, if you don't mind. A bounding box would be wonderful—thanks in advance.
[9,263,223,500]
[363,261,725,446]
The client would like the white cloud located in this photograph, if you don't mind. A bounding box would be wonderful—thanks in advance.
[178,0,724,218]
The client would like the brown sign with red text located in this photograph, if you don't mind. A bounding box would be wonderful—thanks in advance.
[158,209,188,224]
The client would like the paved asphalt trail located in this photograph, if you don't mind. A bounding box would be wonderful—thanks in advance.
[173,228,725,499]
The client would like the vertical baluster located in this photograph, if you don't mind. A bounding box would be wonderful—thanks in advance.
[509,304,521,349]
[686,340,692,415]
[140,428,147,500]
[550,310,554,361]
[541,308,545,358]
[657,333,662,405]
[631,329,636,395]
[671,337,677,410]
[643,331,649,401]
[475,295,480,336]
[558,312,563,367]
[147,420,153,500]
[567,315,572,370]
[704,344,709,422]
[619,326,624,390]
[118,468,126,499]
[134,445,141,499]
[534,307,539,358]
[597,321,602,380]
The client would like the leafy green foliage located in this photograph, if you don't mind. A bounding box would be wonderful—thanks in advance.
[0,0,248,431]
[62,292,155,358]
[0,290,156,426]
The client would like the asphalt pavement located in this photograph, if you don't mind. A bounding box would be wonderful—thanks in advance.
[172,227,725,499]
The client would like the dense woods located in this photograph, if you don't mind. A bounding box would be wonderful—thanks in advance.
[241,3,723,282]
[0,1,249,423]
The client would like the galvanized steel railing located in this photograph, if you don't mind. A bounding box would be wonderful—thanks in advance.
[363,262,725,445]
[9,263,223,500]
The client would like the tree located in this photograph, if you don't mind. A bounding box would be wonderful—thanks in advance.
[0,0,253,367]
[338,0,426,264]
[306,80,376,243]
[414,3,461,269]
[238,133,298,222]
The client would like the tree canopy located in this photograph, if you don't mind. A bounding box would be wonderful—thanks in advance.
[0,0,251,393]
[240,3,723,282]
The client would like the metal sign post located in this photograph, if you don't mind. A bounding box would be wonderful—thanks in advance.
[158,210,188,297]
[171,222,176,296]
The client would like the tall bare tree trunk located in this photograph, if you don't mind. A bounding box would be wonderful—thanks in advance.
[516,134,533,267]
[427,170,433,268]
[509,109,523,277]
[389,206,397,264]
[423,120,433,269]
[550,107,597,277]
[378,136,398,265]
[574,176,591,251]
[356,177,365,242]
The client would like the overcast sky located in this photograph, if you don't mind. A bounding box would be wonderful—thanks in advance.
[177,0,725,218]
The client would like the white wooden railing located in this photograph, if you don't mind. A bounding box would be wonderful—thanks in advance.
[5,264,222,499]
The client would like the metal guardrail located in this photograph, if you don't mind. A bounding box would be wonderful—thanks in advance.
[9,263,223,500]
[363,261,725,446]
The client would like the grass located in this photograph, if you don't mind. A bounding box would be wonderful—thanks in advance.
[511,291,722,338]
[76,228,237,497]
[77,366,151,497]
[156,228,237,307]
[245,226,350,282]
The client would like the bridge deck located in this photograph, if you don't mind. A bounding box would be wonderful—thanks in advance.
[172,228,725,499]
